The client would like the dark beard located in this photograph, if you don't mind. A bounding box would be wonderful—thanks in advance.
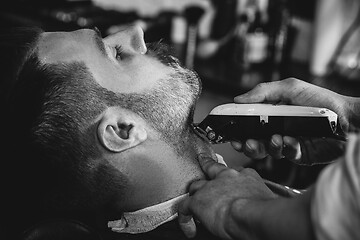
[115,63,202,154]
[110,41,202,154]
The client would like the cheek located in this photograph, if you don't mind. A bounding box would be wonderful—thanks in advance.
[89,59,132,91]
[125,58,172,89]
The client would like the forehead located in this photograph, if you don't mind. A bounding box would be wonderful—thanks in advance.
[36,29,176,94]
[37,29,97,64]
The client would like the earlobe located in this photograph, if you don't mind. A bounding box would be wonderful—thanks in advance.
[97,108,147,153]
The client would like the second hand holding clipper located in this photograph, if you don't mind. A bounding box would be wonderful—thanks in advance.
[194,103,346,144]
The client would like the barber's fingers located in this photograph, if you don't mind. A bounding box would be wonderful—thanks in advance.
[282,136,301,161]
[244,136,301,161]
[178,198,197,238]
[231,140,267,159]
[189,180,207,196]
[243,139,268,159]
[268,135,301,160]
[198,155,229,179]
[268,134,284,159]
[231,141,243,152]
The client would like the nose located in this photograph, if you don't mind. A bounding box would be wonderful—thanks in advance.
[104,24,147,54]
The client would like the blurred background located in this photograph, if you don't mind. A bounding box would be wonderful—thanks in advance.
[2,0,360,189]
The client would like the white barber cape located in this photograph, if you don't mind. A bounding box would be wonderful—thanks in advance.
[108,154,226,234]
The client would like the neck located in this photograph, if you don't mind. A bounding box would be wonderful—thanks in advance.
[111,131,214,214]
[157,131,215,201]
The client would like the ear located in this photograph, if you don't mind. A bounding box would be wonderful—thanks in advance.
[97,108,147,153]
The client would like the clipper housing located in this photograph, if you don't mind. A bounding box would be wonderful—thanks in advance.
[194,103,344,144]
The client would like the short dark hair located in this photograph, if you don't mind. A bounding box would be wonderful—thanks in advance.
[1,28,128,225]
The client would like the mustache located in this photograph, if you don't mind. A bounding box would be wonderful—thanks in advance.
[146,41,182,67]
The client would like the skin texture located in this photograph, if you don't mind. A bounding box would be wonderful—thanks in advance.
[178,156,315,240]
[37,25,217,212]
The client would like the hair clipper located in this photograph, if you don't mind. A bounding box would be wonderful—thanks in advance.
[193,103,346,144]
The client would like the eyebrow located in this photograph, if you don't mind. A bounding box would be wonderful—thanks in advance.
[92,27,107,57]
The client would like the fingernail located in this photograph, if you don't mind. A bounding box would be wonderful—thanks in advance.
[271,138,279,147]
[234,94,246,99]
[246,142,254,152]
[234,96,243,102]
[197,153,215,161]
[179,217,197,238]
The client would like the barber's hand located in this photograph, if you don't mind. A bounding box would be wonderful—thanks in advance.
[178,155,276,239]
[230,78,350,162]
[234,78,350,131]
[230,134,301,162]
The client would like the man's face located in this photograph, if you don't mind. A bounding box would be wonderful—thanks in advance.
[37,25,211,154]
[37,25,216,210]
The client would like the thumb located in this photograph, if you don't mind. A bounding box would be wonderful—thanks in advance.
[234,82,286,104]
[234,89,266,104]
[339,114,350,133]
[178,198,197,238]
